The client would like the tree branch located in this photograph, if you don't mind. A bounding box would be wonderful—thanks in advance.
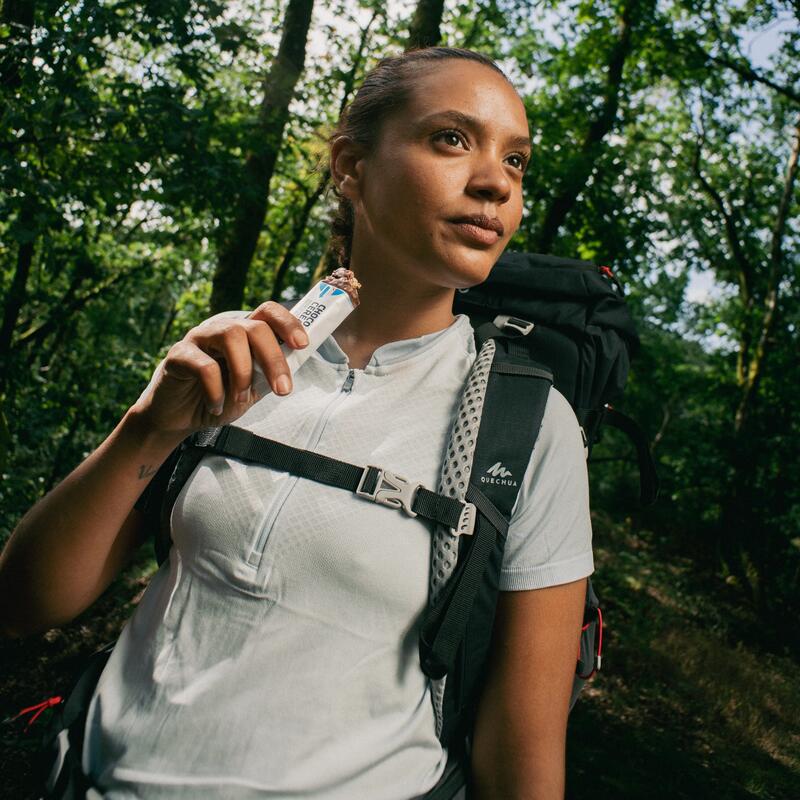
[535,1,637,252]
[15,262,153,352]
[270,169,330,301]
[690,136,753,303]
[406,0,445,48]
[734,115,800,432]
[707,51,800,107]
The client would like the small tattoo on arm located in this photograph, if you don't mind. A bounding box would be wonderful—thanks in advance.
[138,465,157,480]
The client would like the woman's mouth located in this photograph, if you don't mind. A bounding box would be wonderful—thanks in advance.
[448,215,504,246]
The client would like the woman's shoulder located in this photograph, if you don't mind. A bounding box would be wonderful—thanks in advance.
[538,386,584,451]
[501,386,594,589]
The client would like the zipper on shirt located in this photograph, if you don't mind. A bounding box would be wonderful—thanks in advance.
[247,369,356,566]
[342,369,355,393]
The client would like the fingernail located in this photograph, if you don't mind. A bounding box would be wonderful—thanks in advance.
[292,330,308,348]
[208,403,224,416]
[237,389,250,404]
[275,375,291,395]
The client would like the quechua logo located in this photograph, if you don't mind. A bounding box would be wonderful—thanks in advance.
[481,462,518,487]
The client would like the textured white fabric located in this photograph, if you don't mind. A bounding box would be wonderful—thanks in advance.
[83,313,593,799]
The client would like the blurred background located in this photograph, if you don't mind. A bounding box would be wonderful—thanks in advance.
[1,0,798,797]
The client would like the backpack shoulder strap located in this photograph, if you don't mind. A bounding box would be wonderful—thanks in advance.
[423,328,554,746]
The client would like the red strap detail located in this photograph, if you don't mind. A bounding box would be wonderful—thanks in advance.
[596,606,603,662]
[599,265,614,279]
[13,696,63,733]
[576,606,604,678]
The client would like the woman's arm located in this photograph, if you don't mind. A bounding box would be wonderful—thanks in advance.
[471,578,587,800]
[0,413,182,638]
[0,302,308,638]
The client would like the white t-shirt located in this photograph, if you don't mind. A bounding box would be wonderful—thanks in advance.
[84,314,593,799]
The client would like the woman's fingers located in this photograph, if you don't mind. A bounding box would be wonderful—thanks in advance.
[185,305,309,402]
[247,302,309,395]
[184,320,253,406]
[151,305,309,433]
[249,302,309,350]
[240,319,295,396]
[163,340,227,415]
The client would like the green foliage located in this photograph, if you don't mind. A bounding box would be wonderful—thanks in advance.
[1,0,798,644]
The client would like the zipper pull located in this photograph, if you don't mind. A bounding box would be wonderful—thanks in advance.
[342,369,355,393]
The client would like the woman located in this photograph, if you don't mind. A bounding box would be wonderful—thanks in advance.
[0,48,592,798]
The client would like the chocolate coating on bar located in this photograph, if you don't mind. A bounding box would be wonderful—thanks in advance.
[323,268,361,307]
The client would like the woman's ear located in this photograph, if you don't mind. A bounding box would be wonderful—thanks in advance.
[330,135,365,202]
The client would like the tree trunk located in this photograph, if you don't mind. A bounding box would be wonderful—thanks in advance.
[406,0,445,48]
[535,2,636,253]
[733,116,800,434]
[1,0,36,392]
[714,118,800,609]
[270,169,331,301]
[210,0,315,314]
[274,8,379,297]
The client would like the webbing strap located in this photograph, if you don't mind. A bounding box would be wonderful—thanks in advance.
[419,486,507,680]
[490,361,552,380]
[190,425,471,531]
[419,515,495,680]
[464,483,509,538]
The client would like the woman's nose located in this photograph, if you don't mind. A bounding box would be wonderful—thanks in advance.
[466,152,512,204]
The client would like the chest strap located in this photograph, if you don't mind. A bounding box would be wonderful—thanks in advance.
[188,425,482,537]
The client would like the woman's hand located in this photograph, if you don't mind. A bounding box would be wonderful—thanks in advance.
[132,302,309,440]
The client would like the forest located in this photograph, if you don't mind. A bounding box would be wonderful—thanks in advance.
[1,0,799,797]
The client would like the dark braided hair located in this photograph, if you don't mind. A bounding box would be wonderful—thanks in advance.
[328,48,508,269]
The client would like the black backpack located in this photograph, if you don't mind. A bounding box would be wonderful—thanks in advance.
[31,251,656,800]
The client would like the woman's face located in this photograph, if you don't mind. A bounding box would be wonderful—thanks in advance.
[340,59,531,291]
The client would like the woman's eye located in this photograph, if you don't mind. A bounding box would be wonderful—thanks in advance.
[507,153,529,172]
[436,130,467,149]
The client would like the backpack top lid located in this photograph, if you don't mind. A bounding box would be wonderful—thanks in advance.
[458,251,639,347]
[453,251,640,416]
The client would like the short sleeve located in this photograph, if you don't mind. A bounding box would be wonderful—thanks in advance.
[499,387,594,591]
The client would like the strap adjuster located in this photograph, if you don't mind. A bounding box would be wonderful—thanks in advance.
[450,502,476,537]
[494,314,534,336]
[356,467,421,517]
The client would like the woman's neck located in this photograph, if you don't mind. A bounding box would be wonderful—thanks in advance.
[331,258,457,370]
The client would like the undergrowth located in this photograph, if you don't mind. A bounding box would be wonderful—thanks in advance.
[567,512,799,800]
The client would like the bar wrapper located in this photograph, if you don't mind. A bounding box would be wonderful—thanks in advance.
[251,269,360,397]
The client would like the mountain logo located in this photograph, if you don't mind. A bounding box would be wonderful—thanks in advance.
[486,462,512,478]
[481,461,517,487]
[318,284,344,298]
